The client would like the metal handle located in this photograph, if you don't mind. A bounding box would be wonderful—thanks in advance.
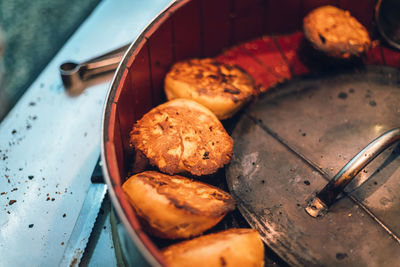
[305,127,400,217]
[375,0,400,51]
[60,43,130,93]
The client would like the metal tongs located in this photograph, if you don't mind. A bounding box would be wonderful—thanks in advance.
[60,44,129,95]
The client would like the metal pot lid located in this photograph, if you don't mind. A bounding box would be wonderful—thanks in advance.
[226,65,400,266]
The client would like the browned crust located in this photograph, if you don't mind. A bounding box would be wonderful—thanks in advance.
[165,58,256,119]
[167,58,255,101]
[161,228,264,261]
[133,171,236,217]
[303,5,371,58]
[130,99,233,176]
[162,228,257,250]
[122,171,237,239]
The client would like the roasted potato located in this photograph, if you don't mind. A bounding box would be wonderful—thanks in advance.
[303,5,371,59]
[129,99,233,176]
[162,228,265,267]
[122,171,236,239]
[165,58,255,120]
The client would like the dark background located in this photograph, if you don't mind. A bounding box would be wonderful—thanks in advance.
[0,0,101,121]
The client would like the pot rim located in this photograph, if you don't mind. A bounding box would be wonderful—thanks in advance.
[100,0,189,265]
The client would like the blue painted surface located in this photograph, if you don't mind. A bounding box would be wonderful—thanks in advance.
[0,0,172,265]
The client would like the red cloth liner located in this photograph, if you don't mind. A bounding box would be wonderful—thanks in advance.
[239,36,292,80]
[274,31,310,76]
[216,46,286,92]
[216,32,313,93]
[380,46,400,68]
[364,46,385,66]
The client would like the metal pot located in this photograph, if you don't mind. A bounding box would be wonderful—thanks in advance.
[100,0,394,265]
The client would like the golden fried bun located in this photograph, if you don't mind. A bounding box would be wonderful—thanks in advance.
[162,228,265,267]
[130,99,233,176]
[164,58,255,120]
[122,171,236,239]
[303,5,371,58]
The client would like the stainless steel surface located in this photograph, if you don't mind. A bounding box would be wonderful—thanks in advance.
[109,206,150,267]
[227,66,400,266]
[60,44,129,94]
[376,0,400,50]
[60,184,107,266]
[306,127,400,217]
[59,159,107,267]
[0,0,172,265]
[80,196,118,267]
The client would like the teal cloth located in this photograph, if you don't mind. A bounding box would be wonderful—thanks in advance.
[0,0,100,120]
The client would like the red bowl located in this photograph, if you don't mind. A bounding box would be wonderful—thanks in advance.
[100,0,395,265]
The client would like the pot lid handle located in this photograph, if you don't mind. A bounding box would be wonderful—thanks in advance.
[305,127,400,218]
